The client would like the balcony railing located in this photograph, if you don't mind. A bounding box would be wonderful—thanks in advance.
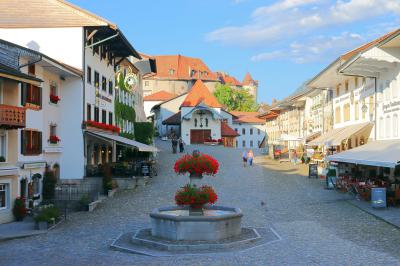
[0,104,26,129]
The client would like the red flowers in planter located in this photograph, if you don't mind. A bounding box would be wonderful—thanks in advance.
[173,153,219,176]
[49,135,61,144]
[175,184,218,207]
[85,120,120,134]
[50,94,60,104]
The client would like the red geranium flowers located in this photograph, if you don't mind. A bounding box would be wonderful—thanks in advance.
[49,135,61,144]
[174,153,219,176]
[175,184,218,207]
[85,120,120,134]
[50,94,60,104]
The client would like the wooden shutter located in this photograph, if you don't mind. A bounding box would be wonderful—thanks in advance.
[38,131,42,154]
[38,86,42,108]
[21,130,26,155]
[21,83,27,106]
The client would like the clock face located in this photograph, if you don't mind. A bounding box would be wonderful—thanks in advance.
[125,73,138,90]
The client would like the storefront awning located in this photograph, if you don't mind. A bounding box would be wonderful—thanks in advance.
[86,131,159,152]
[308,122,373,146]
[327,140,400,168]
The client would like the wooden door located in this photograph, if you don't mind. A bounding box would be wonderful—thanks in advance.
[190,130,211,144]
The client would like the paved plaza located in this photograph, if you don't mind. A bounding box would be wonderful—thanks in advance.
[1,141,400,265]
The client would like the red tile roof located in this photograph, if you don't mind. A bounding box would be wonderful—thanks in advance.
[232,111,265,123]
[162,111,181,125]
[221,121,240,137]
[181,80,222,108]
[144,90,177,101]
[242,72,258,86]
[341,29,400,61]
[217,72,242,86]
[146,55,218,81]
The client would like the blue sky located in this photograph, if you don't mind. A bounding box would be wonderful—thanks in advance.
[70,0,400,104]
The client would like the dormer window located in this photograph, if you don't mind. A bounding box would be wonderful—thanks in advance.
[191,70,196,77]
[169,69,175,75]
[28,64,35,76]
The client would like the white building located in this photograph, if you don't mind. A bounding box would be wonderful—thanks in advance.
[143,90,177,119]
[0,39,82,223]
[231,112,265,149]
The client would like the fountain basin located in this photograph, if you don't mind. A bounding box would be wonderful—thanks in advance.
[150,206,243,241]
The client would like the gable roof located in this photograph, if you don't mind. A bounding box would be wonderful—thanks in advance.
[145,55,218,81]
[162,111,181,125]
[231,111,265,124]
[181,80,222,108]
[144,90,176,101]
[217,72,242,86]
[221,122,240,137]
[0,0,115,29]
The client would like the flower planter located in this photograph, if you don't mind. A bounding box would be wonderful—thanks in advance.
[189,205,204,216]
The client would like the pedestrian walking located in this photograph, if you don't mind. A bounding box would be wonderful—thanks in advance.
[248,149,254,166]
[178,137,185,153]
[242,150,247,167]
[171,136,178,154]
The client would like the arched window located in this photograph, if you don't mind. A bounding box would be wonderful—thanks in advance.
[386,115,391,138]
[194,118,197,127]
[343,103,350,122]
[393,114,399,138]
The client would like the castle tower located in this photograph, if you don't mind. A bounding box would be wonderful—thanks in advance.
[242,72,258,103]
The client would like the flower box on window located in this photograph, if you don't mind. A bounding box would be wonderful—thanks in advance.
[85,120,120,134]
[49,94,60,104]
[49,135,61,144]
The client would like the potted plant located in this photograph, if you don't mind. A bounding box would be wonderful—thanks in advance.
[49,135,61,144]
[34,204,60,230]
[0,156,5,162]
[12,197,27,221]
[78,195,90,211]
[174,151,219,215]
[175,184,218,214]
[50,94,60,104]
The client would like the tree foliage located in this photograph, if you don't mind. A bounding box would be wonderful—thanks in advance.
[213,83,258,111]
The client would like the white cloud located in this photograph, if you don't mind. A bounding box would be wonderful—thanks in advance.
[206,0,400,46]
[251,32,365,63]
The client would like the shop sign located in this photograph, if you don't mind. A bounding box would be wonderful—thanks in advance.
[383,100,400,114]
[100,95,112,103]
[23,162,46,169]
[335,95,350,104]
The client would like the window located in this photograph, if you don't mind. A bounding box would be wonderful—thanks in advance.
[87,66,92,84]
[354,101,359,120]
[21,130,42,155]
[242,128,245,135]
[355,77,358,88]
[145,81,149,87]
[250,128,253,135]
[108,80,113,95]
[21,83,41,107]
[194,118,197,127]
[257,129,261,135]
[102,109,107,124]
[190,70,196,77]
[0,184,7,209]
[369,96,374,118]
[169,69,175,75]
[28,64,35,75]
[102,76,106,91]
[343,104,350,122]
[94,71,99,88]
[258,140,261,147]
[87,104,91,121]
[361,99,366,119]
[336,85,340,96]
[242,140,245,147]
[109,112,113,125]
[386,115,391,138]
[94,107,99,122]
[393,114,398,137]
[0,130,6,160]
[235,128,238,132]
[380,117,384,139]
[205,118,208,127]
[385,80,391,101]
[50,124,56,137]
[250,140,253,147]
[335,106,341,124]
[32,174,41,195]
[347,138,352,149]
[345,80,349,93]
[235,140,238,147]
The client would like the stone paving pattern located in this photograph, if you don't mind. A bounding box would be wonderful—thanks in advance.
[1,140,400,265]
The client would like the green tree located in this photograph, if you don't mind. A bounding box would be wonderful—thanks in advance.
[213,83,258,111]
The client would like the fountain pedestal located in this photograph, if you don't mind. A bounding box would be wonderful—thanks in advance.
[150,206,243,241]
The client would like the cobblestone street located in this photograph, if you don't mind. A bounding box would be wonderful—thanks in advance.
[2,141,400,265]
